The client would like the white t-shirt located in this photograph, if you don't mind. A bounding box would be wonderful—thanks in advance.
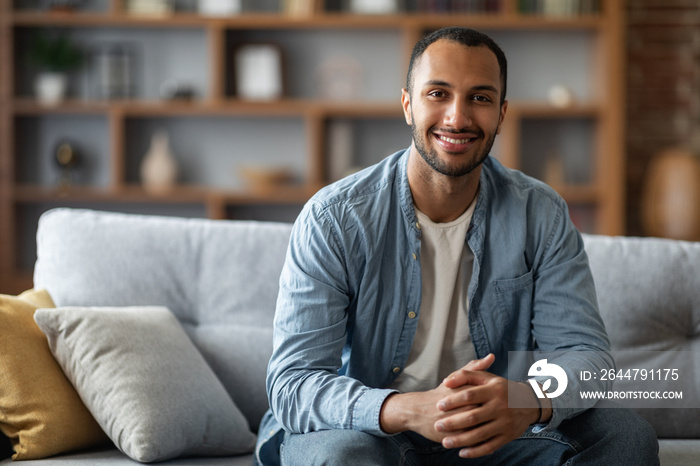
[390,199,477,393]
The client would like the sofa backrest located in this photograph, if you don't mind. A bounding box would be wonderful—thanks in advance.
[582,233,700,438]
[33,210,700,439]
[34,208,293,432]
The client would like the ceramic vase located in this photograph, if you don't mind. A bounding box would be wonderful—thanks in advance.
[140,130,178,195]
[35,72,67,106]
[642,147,700,241]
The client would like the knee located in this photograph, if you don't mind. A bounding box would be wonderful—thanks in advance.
[592,405,659,462]
[281,430,388,466]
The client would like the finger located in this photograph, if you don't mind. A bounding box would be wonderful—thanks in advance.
[442,419,503,451]
[438,375,496,411]
[443,354,495,388]
[435,405,488,433]
[458,435,507,459]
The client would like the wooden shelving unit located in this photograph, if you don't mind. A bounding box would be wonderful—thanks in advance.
[0,0,626,294]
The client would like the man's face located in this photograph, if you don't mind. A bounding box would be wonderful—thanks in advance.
[402,40,507,178]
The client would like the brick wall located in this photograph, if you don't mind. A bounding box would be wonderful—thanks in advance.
[626,0,700,235]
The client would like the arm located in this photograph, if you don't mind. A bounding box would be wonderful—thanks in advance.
[266,203,395,435]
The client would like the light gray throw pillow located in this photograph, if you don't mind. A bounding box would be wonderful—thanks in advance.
[34,306,256,463]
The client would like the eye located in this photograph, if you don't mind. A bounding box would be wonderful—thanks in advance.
[472,94,492,103]
[427,90,447,98]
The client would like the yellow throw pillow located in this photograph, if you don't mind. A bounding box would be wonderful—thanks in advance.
[0,289,110,460]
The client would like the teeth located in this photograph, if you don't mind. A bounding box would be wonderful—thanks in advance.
[439,135,472,144]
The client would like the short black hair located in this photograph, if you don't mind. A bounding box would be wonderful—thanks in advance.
[406,27,508,105]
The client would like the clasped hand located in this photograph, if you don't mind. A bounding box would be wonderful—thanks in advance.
[380,353,541,459]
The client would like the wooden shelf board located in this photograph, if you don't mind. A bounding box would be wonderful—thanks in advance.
[11,11,603,30]
[13,98,402,118]
[14,184,315,205]
[13,99,603,119]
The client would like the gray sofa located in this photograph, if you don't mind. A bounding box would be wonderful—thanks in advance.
[1,208,698,465]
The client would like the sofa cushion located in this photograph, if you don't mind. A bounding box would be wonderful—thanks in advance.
[0,290,109,460]
[33,208,293,431]
[583,234,700,438]
[34,306,256,463]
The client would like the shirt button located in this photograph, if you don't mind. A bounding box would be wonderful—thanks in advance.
[412,253,417,260]
[416,222,421,230]
[393,367,401,374]
[408,311,417,319]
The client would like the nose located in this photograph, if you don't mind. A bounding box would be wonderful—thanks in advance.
[445,98,472,129]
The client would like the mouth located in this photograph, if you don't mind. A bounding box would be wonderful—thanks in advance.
[438,135,474,145]
[434,132,478,152]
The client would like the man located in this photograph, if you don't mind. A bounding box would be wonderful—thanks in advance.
[256,27,658,465]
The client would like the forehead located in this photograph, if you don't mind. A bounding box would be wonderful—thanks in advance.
[412,40,501,91]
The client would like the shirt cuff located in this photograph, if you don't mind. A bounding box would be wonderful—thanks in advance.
[351,388,398,437]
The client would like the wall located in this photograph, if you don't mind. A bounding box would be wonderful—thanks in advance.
[626,0,700,235]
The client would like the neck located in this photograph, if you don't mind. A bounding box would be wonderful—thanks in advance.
[407,149,481,223]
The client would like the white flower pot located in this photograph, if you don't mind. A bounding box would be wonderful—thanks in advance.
[35,72,68,106]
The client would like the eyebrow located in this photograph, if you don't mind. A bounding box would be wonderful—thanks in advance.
[422,80,499,94]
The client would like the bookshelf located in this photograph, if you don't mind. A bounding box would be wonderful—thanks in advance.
[0,0,624,293]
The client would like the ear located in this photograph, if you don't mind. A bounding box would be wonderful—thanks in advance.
[401,88,412,125]
[496,100,508,135]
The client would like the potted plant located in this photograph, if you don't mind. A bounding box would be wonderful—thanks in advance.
[29,32,84,105]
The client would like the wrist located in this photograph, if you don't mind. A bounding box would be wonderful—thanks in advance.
[527,382,553,424]
[379,392,409,434]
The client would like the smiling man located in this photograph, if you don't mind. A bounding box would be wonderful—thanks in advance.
[256,27,658,465]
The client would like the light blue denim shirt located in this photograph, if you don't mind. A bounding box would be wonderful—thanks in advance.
[256,149,612,465]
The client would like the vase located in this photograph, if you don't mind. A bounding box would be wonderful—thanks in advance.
[140,131,178,195]
[642,147,700,241]
[35,72,67,106]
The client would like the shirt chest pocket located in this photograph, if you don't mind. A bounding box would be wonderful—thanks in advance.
[492,270,534,343]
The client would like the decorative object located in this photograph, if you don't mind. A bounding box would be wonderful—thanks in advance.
[239,165,295,190]
[34,306,256,463]
[548,84,575,108]
[0,289,109,461]
[327,119,355,181]
[234,44,284,100]
[642,146,700,241]
[92,44,136,99]
[158,78,196,100]
[198,0,241,16]
[53,141,81,189]
[544,151,565,187]
[283,0,318,16]
[29,32,83,106]
[47,0,84,12]
[140,130,178,195]
[316,56,363,100]
[126,0,173,16]
[349,0,398,14]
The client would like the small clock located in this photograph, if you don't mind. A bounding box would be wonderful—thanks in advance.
[54,141,81,188]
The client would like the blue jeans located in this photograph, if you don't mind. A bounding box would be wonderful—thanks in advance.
[279,404,659,466]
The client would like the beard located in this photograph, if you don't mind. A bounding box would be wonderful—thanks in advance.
[410,117,496,178]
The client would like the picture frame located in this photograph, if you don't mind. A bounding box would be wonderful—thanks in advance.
[233,43,284,101]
